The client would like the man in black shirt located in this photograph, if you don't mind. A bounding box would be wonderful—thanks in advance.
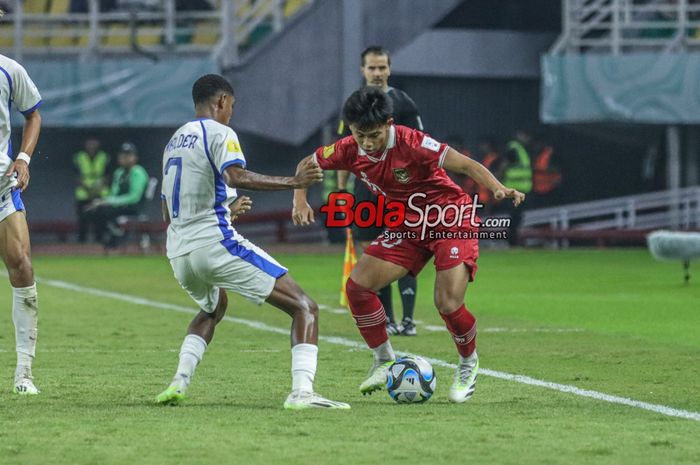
[337,46,422,336]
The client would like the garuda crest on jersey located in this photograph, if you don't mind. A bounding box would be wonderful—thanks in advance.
[392,168,411,184]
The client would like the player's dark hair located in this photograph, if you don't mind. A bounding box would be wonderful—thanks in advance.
[342,87,393,130]
[361,45,391,66]
[192,74,234,107]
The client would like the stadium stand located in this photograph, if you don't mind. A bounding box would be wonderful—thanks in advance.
[0,0,314,60]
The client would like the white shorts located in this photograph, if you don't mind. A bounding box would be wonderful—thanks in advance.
[170,237,288,312]
[0,187,25,223]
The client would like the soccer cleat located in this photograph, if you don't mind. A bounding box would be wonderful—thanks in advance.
[155,385,186,405]
[13,367,39,395]
[359,360,394,395]
[386,321,401,336]
[283,390,351,410]
[13,378,39,395]
[448,352,479,403]
[399,318,417,336]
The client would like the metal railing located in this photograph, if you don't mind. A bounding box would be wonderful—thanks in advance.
[522,187,700,232]
[0,0,313,65]
[552,0,700,54]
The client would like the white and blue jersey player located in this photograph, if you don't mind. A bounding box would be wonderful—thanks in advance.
[156,74,349,410]
[0,54,43,395]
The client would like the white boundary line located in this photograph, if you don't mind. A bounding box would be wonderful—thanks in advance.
[36,276,700,423]
[423,325,586,334]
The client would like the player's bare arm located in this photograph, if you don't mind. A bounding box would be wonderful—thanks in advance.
[442,147,525,207]
[337,170,350,190]
[161,199,170,224]
[162,194,253,226]
[223,156,322,191]
[5,109,41,192]
[292,155,317,226]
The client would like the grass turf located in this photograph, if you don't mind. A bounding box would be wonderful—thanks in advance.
[0,249,699,465]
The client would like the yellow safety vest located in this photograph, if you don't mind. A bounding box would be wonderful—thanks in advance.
[504,141,533,193]
[74,151,109,201]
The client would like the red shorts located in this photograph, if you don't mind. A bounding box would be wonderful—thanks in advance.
[364,230,479,281]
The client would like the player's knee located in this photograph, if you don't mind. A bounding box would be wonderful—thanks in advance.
[6,252,33,281]
[434,293,463,314]
[346,277,367,299]
[214,291,228,323]
[299,295,319,319]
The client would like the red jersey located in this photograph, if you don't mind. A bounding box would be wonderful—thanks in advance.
[314,125,474,233]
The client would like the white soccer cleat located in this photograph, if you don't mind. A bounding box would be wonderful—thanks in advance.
[13,369,39,395]
[359,360,394,395]
[283,390,350,410]
[449,352,479,403]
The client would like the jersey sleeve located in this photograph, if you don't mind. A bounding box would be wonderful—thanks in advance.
[11,63,42,115]
[408,129,449,170]
[210,127,247,173]
[312,137,352,171]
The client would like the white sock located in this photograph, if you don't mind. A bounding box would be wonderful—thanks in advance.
[172,334,207,389]
[291,343,318,392]
[13,283,38,373]
[373,340,395,364]
[460,351,478,365]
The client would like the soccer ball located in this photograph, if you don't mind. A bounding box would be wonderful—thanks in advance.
[386,356,436,403]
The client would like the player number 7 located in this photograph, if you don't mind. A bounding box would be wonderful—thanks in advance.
[164,157,183,218]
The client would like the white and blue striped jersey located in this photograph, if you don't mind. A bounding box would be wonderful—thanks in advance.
[162,118,247,259]
[0,54,42,192]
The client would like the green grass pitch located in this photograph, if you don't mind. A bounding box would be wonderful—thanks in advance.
[1,249,699,465]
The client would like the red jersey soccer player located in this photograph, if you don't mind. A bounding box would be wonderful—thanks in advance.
[293,87,524,403]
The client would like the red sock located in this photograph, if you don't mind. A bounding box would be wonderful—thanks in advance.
[346,278,388,349]
[440,304,477,357]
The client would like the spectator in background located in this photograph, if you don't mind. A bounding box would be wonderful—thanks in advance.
[84,142,149,249]
[499,129,534,245]
[530,134,562,208]
[474,136,502,215]
[447,135,502,216]
[74,137,110,243]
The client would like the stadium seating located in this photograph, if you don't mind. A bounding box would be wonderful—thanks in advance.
[49,0,70,15]
[25,0,49,14]
[0,25,13,47]
[0,0,315,63]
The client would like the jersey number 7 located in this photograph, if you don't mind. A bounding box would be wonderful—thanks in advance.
[164,157,183,218]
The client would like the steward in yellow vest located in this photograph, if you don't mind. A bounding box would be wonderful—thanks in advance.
[504,140,533,194]
[73,138,110,243]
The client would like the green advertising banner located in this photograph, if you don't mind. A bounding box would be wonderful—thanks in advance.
[13,57,217,127]
[542,53,700,124]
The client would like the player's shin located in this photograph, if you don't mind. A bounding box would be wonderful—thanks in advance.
[346,278,391,356]
[13,283,38,374]
[172,334,207,389]
[440,304,477,358]
[291,343,318,392]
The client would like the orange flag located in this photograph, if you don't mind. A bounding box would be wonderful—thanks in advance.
[340,228,357,307]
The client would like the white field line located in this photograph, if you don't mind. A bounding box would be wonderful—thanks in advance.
[35,276,700,423]
[318,304,348,315]
[423,325,585,334]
